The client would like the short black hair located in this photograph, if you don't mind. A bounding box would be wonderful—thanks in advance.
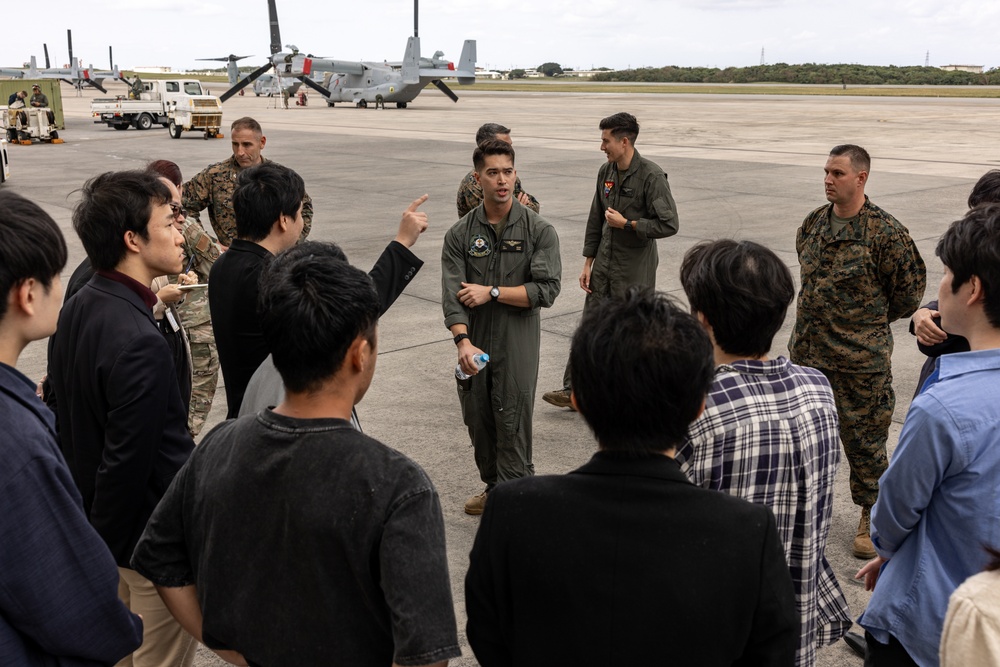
[0,192,68,321]
[475,122,511,145]
[829,144,871,173]
[968,170,1000,209]
[73,171,171,272]
[599,112,639,144]
[570,287,714,454]
[232,162,305,242]
[936,203,1000,328]
[259,242,379,394]
[680,239,794,358]
[473,139,515,173]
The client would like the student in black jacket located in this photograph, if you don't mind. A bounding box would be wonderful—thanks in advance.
[47,170,197,666]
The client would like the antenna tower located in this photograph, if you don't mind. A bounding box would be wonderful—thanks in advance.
[760,47,765,66]
[925,51,930,67]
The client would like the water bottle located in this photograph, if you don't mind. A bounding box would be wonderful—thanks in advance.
[456,353,490,380]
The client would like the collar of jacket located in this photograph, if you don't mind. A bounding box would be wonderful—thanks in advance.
[572,450,689,484]
[472,198,526,229]
[95,269,157,310]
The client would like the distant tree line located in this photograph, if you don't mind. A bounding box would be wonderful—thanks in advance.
[592,63,1000,86]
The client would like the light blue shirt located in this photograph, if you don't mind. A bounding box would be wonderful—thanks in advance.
[858,349,1000,667]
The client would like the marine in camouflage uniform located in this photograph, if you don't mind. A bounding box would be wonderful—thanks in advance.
[182,155,313,247]
[456,170,539,219]
[789,196,925,513]
[175,217,221,435]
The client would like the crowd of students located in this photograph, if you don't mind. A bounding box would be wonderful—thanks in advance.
[1,125,998,667]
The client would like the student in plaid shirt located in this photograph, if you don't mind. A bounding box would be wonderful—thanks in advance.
[675,239,852,667]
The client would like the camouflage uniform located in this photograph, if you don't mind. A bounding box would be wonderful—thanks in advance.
[175,218,221,435]
[789,196,926,507]
[182,156,313,247]
[456,171,539,219]
[29,92,48,107]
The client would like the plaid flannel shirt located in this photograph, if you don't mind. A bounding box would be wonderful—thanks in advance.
[675,357,852,667]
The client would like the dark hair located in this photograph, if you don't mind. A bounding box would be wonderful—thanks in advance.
[231,116,263,135]
[968,170,1000,209]
[680,239,794,358]
[475,122,511,145]
[570,287,714,454]
[599,112,639,144]
[259,242,379,394]
[985,546,1000,572]
[473,139,515,172]
[830,144,871,173]
[232,162,305,242]
[147,159,183,186]
[936,203,1000,328]
[0,192,68,321]
[73,171,171,271]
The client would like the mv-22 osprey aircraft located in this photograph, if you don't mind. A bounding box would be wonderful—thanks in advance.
[217,0,476,108]
[0,30,120,93]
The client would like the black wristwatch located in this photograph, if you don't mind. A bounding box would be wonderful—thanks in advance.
[490,286,500,301]
[453,333,470,345]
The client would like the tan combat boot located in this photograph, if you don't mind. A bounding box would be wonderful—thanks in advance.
[853,506,877,559]
[464,489,488,516]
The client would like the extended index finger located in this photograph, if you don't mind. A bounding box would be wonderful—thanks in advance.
[407,194,429,212]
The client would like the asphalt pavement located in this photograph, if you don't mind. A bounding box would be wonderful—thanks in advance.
[8,81,999,666]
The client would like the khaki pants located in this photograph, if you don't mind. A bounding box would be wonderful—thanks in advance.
[116,567,197,667]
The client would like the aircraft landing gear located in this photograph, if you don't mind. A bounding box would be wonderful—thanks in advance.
[356,99,368,109]
[327,101,335,107]
[396,102,407,109]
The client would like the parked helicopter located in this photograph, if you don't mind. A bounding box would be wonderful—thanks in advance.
[218,0,476,108]
[0,30,119,93]
[198,54,305,98]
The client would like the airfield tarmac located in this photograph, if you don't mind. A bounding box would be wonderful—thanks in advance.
[10,82,1000,666]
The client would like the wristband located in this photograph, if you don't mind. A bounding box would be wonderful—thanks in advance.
[453,333,470,346]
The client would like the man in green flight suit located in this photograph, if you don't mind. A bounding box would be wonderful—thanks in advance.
[789,144,925,559]
[543,112,679,409]
[442,139,561,516]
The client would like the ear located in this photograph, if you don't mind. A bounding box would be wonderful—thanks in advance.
[349,335,372,373]
[259,136,267,150]
[123,229,143,254]
[569,390,580,413]
[967,275,984,306]
[473,170,482,186]
[10,280,35,317]
[857,170,869,187]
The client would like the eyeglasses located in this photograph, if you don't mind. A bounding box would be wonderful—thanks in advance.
[169,203,187,219]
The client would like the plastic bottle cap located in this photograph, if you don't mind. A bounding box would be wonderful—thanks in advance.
[481,353,490,362]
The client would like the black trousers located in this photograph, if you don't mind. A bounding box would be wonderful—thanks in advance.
[864,631,918,667]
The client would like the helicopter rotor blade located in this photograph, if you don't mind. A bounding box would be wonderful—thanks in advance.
[431,78,458,102]
[220,62,272,102]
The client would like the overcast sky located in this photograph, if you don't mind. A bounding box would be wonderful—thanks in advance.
[2,0,997,74]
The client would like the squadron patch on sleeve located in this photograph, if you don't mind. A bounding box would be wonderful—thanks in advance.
[469,234,492,258]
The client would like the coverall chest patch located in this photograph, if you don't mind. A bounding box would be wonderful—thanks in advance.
[469,235,492,257]
[604,181,615,198]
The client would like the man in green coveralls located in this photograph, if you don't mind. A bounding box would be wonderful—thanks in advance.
[543,112,679,409]
[789,144,925,559]
[442,139,561,516]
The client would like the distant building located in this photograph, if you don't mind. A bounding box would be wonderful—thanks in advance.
[940,65,983,73]
[475,69,504,80]
[134,66,172,74]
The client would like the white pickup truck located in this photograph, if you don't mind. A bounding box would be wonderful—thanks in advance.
[91,79,223,139]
